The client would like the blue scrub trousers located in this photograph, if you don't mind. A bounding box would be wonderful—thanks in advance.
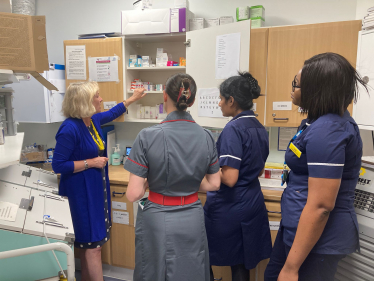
[264,226,346,281]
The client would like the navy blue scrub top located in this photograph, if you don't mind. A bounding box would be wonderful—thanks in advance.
[217,110,269,187]
[282,111,362,255]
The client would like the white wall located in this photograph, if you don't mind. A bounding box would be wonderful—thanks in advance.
[36,0,358,64]
[356,0,374,19]
[18,0,361,162]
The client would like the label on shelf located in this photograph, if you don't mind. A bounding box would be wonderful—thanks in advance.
[273,101,292,111]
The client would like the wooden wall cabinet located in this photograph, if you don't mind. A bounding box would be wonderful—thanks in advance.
[266,20,361,127]
[249,28,269,125]
[64,38,125,122]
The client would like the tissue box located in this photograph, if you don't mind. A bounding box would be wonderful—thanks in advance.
[206,18,220,28]
[122,9,171,35]
[250,5,265,19]
[171,8,187,32]
[251,17,265,28]
[220,16,234,25]
[190,18,204,31]
[236,6,250,21]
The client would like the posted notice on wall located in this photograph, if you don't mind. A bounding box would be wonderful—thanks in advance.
[88,56,119,82]
[66,45,87,80]
[278,127,298,151]
[0,201,18,222]
[216,33,241,80]
[198,88,224,118]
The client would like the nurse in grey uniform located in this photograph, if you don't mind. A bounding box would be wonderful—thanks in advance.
[124,73,221,281]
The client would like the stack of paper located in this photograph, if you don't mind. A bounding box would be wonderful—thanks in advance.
[362,6,374,31]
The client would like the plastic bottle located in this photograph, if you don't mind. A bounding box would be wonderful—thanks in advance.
[111,144,121,166]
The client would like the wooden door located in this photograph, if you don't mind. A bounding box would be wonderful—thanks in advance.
[249,28,269,125]
[64,38,125,122]
[266,20,361,127]
[186,20,251,128]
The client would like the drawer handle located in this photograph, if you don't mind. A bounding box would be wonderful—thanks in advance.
[273,118,289,121]
[112,191,126,197]
[268,210,281,214]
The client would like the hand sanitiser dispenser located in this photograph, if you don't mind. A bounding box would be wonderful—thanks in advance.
[112,144,121,166]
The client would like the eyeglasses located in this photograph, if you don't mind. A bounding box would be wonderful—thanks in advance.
[292,75,301,92]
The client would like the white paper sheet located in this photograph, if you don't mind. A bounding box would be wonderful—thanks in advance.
[0,201,18,222]
[112,201,127,211]
[215,33,241,80]
[66,45,87,80]
[88,56,119,82]
[198,88,224,118]
[278,127,298,151]
[269,221,280,231]
[113,211,129,225]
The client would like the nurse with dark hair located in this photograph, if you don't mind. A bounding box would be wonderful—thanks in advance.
[264,52,368,281]
[205,72,272,281]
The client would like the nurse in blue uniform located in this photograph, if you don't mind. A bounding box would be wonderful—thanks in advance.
[264,53,368,281]
[205,72,272,281]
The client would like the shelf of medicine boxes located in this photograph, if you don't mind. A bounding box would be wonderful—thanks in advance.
[124,32,186,43]
[0,132,24,169]
[125,118,161,124]
[128,91,163,94]
[127,66,186,71]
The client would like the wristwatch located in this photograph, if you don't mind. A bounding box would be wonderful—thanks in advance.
[84,160,89,170]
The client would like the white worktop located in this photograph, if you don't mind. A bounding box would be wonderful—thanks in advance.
[0,133,24,169]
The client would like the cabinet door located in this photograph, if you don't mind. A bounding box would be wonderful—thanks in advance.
[249,28,269,125]
[353,30,374,129]
[266,20,361,127]
[64,38,125,122]
[186,20,251,128]
[110,185,136,269]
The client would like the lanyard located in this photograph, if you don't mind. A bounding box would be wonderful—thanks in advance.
[88,120,105,151]
[281,124,308,186]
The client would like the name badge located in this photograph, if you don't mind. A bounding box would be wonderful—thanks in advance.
[289,143,302,158]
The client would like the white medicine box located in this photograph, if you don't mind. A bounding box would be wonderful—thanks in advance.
[121,9,171,35]
[219,16,234,25]
[190,18,204,31]
[206,18,220,28]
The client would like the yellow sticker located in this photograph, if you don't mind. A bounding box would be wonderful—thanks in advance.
[289,143,302,158]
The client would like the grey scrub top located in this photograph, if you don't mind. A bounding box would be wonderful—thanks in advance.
[124,110,220,196]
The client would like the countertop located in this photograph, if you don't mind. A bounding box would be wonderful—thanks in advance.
[107,165,283,201]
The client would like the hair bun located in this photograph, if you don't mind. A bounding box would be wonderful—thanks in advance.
[239,71,261,99]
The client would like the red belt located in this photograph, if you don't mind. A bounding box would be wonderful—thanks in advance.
[148,191,198,206]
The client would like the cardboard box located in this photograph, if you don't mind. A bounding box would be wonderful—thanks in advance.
[236,6,250,21]
[250,5,265,19]
[206,18,220,28]
[0,13,57,90]
[174,0,188,8]
[121,9,171,35]
[220,16,234,25]
[251,17,265,28]
[189,18,204,31]
[171,8,187,32]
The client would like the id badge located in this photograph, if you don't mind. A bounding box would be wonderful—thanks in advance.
[138,198,147,210]
[289,143,302,158]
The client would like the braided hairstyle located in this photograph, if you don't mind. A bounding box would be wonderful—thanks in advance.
[165,73,197,111]
[220,72,261,110]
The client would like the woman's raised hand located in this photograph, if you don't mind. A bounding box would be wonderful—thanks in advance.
[124,88,147,107]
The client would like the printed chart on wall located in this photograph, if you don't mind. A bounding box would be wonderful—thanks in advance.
[198,88,224,118]
[66,45,87,80]
[88,56,119,82]
[216,33,241,80]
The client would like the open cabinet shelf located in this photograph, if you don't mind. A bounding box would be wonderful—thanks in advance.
[125,118,161,124]
[127,66,186,71]
[128,91,163,94]
[0,133,24,169]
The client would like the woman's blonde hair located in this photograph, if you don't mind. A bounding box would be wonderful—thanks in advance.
[62,81,99,118]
